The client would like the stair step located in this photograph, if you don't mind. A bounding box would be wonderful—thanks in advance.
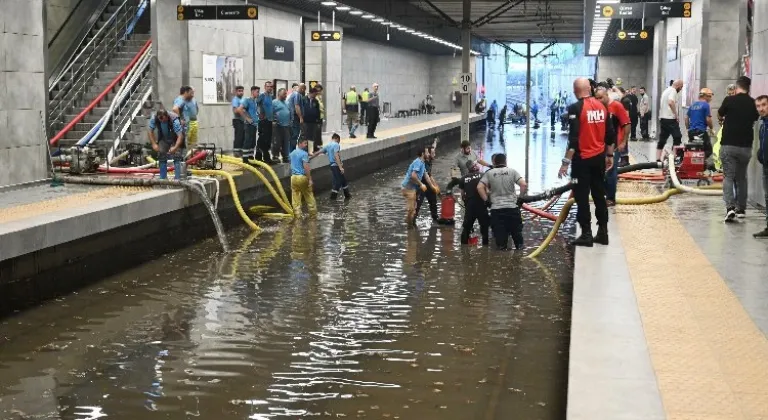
[131,34,152,41]
[66,114,103,123]
[75,122,99,131]
[64,130,116,140]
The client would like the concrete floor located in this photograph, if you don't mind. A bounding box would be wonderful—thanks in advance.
[569,140,768,419]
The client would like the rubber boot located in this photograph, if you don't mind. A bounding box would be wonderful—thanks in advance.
[572,229,594,247]
[343,189,351,200]
[330,191,338,200]
[593,224,609,245]
[173,161,182,180]
[159,160,168,180]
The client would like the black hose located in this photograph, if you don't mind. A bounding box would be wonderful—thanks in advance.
[517,180,578,205]
[617,161,662,174]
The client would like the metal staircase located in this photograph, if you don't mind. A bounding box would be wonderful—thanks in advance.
[49,0,151,150]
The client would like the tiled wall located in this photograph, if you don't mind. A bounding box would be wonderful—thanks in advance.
[0,0,49,187]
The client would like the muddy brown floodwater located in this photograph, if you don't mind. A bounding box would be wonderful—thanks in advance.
[0,127,574,419]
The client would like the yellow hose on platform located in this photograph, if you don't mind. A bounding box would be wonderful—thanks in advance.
[230,157,290,205]
[527,188,689,258]
[191,169,260,231]
[218,157,294,216]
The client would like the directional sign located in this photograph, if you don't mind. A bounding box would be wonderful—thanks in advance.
[617,29,651,41]
[600,3,642,19]
[311,31,342,42]
[644,2,692,18]
[459,73,473,95]
[177,5,259,21]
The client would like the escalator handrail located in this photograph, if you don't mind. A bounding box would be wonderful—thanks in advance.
[50,39,151,146]
[49,0,132,92]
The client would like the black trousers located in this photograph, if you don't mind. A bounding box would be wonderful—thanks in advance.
[461,201,490,245]
[630,114,639,139]
[232,119,245,157]
[244,123,257,159]
[640,113,650,138]
[551,110,557,127]
[688,129,713,159]
[304,121,323,153]
[572,154,609,232]
[415,183,438,220]
[367,107,380,137]
[491,207,524,249]
[257,119,273,160]
[360,102,367,125]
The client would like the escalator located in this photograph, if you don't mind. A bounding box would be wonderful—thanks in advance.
[49,0,152,152]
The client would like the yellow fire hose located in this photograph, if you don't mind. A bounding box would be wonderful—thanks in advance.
[190,169,260,231]
[218,156,294,217]
[242,157,291,205]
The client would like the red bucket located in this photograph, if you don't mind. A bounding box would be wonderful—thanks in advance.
[468,235,479,245]
[440,194,456,220]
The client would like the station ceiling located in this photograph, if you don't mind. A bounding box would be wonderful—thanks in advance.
[259,0,586,55]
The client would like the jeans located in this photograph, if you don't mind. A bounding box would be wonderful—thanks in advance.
[158,141,184,180]
[490,207,524,249]
[657,118,682,151]
[572,154,609,232]
[604,150,621,201]
[360,102,367,125]
[346,111,359,136]
[720,145,752,211]
[232,119,245,157]
[274,125,293,162]
[330,165,349,193]
[291,119,302,145]
[290,175,317,217]
[461,201,490,245]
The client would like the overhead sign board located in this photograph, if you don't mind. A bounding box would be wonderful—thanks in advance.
[177,5,258,20]
[644,2,692,18]
[311,31,342,42]
[617,29,651,41]
[600,3,642,19]
[600,2,691,19]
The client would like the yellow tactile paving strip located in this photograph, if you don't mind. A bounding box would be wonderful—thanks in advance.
[0,186,151,225]
[340,115,462,146]
[615,182,768,419]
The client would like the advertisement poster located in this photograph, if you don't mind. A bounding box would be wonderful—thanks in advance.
[202,55,244,104]
[681,52,697,108]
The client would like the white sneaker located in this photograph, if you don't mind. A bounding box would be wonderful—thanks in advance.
[736,210,746,218]
[725,209,737,223]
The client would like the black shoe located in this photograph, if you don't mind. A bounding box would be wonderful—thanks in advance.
[330,192,338,200]
[572,231,594,247]
[724,208,737,223]
[514,244,524,250]
[350,134,357,139]
[736,209,746,219]
[754,228,768,239]
[343,189,351,200]
[593,225,609,245]
[367,135,377,139]
[498,246,509,251]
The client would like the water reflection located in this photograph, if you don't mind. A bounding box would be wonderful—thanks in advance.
[0,128,573,420]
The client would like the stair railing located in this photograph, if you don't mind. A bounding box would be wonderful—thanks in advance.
[48,0,141,136]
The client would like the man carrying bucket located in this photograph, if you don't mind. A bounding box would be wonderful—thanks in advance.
[446,162,489,245]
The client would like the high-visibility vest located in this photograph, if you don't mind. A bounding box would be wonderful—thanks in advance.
[345,91,358,105]
[360,91,370,102]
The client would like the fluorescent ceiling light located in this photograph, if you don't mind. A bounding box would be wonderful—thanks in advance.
[397,26,407,31]
[349,10,363,15]
[382,21,392,25]
[373,18,384,22]
[336,6,350,11]
[406,29,415,33]
[390,24,400,28]
[362,14,375,19]
[320,1,337,5]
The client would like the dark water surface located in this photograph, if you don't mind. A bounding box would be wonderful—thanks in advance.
[0,127,574,419]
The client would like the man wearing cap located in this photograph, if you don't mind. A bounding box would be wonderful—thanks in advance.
[686,88,715,159]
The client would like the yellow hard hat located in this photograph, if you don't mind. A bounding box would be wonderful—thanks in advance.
[699,87,714,96]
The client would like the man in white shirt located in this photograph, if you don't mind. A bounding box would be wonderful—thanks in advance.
[638,87,651,140]
[656,80,684,161]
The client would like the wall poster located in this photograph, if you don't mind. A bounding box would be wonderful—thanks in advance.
[681,52,697,108]
[202,54,244,104]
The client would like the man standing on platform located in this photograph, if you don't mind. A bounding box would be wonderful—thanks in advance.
[753,95,768,238]
[288,83,307,147]
[599,86,631,207]
[367,83,381,139]
[272,88,293,163]
[172,86,199,150]
[257,81,277,162]
[303,85,324,153]
[240,85,260,164]
[231,85,247,158]
[627,86,639,141]
[685,88,714,160]
[558,78,616,247]
[656,80,683,162]
[360,88,370,126]
[638,87,651,141]
[344,85,359,138]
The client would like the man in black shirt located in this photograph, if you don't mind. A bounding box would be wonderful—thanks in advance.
[446,162,489,245]
[303,85,324,153]
[627,86,639,141]
[718,76,760,222]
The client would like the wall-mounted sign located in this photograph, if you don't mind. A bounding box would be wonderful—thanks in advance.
[644,2,692,18]
[311,31,342,42]
[600,2,691,19]
[264,38,294,62]
[459,72,473,95]
[202,54,244,104]
[177,5,258,21]
[600,4,642,19]
[617,29,651,41]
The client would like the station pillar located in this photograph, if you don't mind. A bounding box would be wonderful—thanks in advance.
[304,25,343,135]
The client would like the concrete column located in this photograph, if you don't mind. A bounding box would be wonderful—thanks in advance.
[651,19,668,137]
[0,0,49,187]
[304,24,342,134]
[151,0,184,109]
[701,0,746,124]
[460,0,470,143]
